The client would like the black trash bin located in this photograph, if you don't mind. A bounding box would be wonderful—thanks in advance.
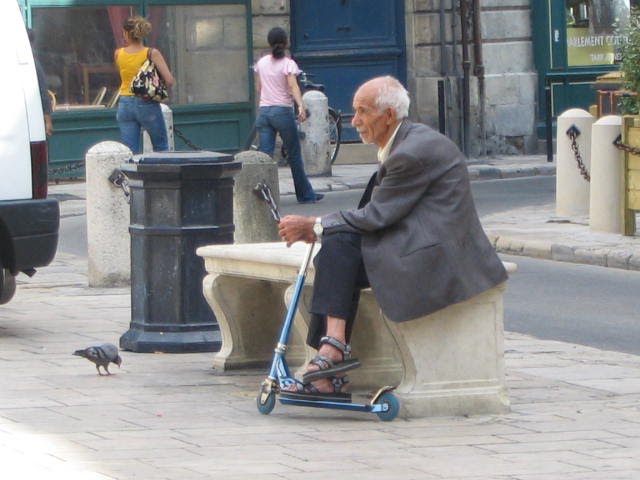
[119,151,241,353]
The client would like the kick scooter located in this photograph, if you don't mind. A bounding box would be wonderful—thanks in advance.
[252,182,399,421]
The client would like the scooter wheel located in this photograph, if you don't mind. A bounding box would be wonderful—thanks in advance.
[374,392,399,422]
[256,390,276,415]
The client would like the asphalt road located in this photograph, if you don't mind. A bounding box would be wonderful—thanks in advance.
[501,254,640,356]
[279,175,556,218]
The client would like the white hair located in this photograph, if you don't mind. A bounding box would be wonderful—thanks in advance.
[374,76,410,119]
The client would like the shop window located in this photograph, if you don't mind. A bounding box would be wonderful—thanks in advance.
[32,6,136,109]
[31,3,249,109]
[566,0,632,66]
[148,4,249,104]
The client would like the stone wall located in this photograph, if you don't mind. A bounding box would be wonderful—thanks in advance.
[482,0,537,154]
[408,0,537,156]
[250,0,289,62]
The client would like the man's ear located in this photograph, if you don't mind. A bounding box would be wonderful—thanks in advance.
[385,108,397,125]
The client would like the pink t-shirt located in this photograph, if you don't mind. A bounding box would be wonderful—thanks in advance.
[254,55,301,107]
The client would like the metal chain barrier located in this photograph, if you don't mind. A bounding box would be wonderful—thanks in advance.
[566,125,590,182]
[173,126,203,151]
[49,126,203,181]
[612,134,640,156]
[48,160,86,178]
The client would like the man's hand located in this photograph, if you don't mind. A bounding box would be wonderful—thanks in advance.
[278,215,316,246]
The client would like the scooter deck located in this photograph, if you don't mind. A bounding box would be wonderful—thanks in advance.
[279,390,352,404]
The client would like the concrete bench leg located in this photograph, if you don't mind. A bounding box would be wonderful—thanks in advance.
[383,283,510,418]
[202,273,306,370]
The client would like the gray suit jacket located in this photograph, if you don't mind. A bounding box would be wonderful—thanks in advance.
[322,120,507,322]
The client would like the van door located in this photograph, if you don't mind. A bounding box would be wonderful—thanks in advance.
[0,1,45,201]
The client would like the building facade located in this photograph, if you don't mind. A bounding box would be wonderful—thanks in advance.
[17,0,639,177]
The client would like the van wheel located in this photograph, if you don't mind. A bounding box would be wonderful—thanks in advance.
[0,262,16,305]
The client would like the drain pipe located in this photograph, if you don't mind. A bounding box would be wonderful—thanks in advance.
[472,0,486,156]
[439,0,448,75]
[438,0,449,135]
[450,1,462,147]
[459,0,472,155]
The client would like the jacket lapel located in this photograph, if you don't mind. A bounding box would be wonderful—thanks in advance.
[375,119,412,184]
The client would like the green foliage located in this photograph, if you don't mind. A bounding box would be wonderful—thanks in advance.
[619,94,639,114]
[620,7,640,113]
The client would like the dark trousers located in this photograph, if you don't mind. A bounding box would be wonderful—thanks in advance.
[307,232,370,349]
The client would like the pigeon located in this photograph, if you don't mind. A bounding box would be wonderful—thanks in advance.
[73,343,122,375]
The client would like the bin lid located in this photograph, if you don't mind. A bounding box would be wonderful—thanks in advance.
[131,151,233,164]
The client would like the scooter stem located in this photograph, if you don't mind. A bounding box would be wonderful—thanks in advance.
[276,240,316,349]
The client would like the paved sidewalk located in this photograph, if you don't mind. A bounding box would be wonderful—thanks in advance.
[1,251,639,479]
[2,153,636,478]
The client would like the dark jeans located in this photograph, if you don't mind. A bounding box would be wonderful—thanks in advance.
[116,96,168,154]
[256,106,316,202]
[307,232,370,349]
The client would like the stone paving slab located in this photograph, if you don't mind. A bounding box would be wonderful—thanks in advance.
[0,253,639,479]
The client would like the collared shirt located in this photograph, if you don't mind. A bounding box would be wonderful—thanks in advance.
[376,122,402,164]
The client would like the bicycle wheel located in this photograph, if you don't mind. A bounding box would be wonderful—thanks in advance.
[328,108,342,164]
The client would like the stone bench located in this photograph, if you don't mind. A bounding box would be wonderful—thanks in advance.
[197,241,516,418]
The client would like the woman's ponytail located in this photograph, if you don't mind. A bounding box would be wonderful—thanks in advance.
[267,27,288,59]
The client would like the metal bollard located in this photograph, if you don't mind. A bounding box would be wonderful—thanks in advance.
[143,103,175,152]
[85,141,132,287]
[300,90,331,176]
[233,150,280,243]
[556,108,594,217]
[589,115,625,234]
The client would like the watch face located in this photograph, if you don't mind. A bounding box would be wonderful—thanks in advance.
[313,222,323,235]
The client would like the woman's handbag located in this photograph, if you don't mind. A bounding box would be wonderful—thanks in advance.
[130,48,168,102]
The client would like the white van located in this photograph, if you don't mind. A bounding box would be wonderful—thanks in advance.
[0,0,59,304]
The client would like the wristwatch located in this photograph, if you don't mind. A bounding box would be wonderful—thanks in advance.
[313,217,324,237]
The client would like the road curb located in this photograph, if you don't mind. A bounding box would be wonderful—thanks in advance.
[467,164,556,181]
[488,233,640,272]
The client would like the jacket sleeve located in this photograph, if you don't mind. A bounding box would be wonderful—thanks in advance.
[323,149,433,234]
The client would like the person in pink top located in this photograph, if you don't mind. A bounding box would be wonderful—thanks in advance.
[254,27,322,203]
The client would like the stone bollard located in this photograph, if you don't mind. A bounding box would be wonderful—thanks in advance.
[233,150,280,243]
[85,141,132,287]
[589,115,625,234]
[143,103,174,152]
[300,90,331,176]
[556,108,594,217]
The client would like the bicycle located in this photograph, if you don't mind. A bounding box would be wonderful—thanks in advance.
[245,71,342,165]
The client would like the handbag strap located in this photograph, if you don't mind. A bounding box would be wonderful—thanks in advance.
[146,47,153,62]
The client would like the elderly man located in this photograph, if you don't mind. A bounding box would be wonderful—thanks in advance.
[278,76,507,398]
